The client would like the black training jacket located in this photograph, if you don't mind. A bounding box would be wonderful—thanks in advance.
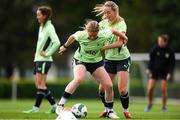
[148,44,175,73]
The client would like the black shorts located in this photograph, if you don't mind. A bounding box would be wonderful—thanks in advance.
[73,59,104,74]
[104,57,131,74]
[33,61,51,74]
[151,71,168,80]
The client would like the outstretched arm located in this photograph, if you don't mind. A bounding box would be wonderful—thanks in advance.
[59,35,75,55]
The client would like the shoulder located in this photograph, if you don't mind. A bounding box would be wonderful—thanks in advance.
[150,45,158,52]
[73,31,87,40]
[99,19,108,26]
[167,46,175,53]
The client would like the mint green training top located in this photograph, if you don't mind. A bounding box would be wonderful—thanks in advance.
[34,20,60,62]
[99,19,130,60]
[73,29,112,63]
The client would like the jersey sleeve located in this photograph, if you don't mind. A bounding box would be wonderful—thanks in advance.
[45,25,61,57]
[100,29,113,39]
[72,31,84,42]
[119,21,127,33]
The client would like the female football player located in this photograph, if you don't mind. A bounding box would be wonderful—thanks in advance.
[56,20,127,119]
[23,5,60,114]
[94,1,131,118]
[144,34,175,112]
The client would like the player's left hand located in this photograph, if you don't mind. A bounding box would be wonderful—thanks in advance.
[40,51,47,56]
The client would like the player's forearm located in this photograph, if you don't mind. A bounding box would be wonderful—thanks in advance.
[64,35,75,48]
[45,41,60,56]
[111,29,128,40]
[103,40,123,50]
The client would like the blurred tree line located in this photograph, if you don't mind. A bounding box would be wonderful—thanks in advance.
[0,0,180,77]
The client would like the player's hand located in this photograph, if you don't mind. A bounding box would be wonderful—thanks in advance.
[146,69,152,78]
[123,39,128,45]
[58,46,66,55]
[166,73,171,80]
[101,46,106,51]
[40,51,46,56]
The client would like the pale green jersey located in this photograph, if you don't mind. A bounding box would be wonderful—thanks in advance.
[34,20,60,62]
[99,19,130,60]
[73,29,112,63]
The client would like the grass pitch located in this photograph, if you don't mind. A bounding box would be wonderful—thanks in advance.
[0,98,179,120]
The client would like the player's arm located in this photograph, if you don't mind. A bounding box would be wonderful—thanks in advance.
[166,50,176,80]
[41,26,61,57]
[101,38,124,50]
[111,29,128,41]
[101,30,127,50]
[59,35,75,55]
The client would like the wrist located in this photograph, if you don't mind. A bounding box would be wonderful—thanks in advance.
[63,44,68,48]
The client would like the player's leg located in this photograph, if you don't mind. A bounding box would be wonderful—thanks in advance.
[117,71,131,118]
[56,64,86,115]
[144,78,157,112]
[98,60,116,117]
[23,62,47,113]
[116,58,131,118]
[98,73,115,117]
[160,79,167,112]
[93,66,119,119]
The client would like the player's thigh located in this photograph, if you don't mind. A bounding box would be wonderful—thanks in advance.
[73,64,86,82]
[148,79,157,90]
[92,66,112,87]
[160,80,167,90]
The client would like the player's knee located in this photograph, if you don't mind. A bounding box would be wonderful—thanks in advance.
[105,82,113,91]
[120,90,127,95]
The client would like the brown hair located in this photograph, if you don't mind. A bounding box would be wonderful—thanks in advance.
[37,6,52,24]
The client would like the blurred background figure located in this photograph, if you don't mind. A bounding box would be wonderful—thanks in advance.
[145,34,175,112]
[23,5,60,114]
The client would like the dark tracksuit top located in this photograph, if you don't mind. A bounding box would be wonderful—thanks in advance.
[148,44,175,76]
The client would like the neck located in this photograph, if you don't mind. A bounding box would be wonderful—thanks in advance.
[109,16,120,25]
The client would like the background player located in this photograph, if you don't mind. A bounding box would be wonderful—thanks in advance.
[23,6,60,114]
[144,34,175,112]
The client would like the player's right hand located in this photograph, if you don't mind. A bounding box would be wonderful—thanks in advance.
[58,46,66,55]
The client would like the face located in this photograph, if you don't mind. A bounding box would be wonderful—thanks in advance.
[158,37,167,48]
[36,10,46,24]
[103,6,116,22]
[87,30,98,40]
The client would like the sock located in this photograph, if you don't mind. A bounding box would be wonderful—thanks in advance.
[99,92,106,107]
[120,92,129,110]
[105,102,114,112]
[58,91,71,105]
[45,89,56,106]
[34,89,45,107]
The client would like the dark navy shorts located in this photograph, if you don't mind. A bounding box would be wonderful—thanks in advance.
[73,59,104,74]
[33,61,51,74]
[104,57,131,74]
[151,71,168,80]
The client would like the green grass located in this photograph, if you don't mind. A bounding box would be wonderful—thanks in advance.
[0,99,180,120]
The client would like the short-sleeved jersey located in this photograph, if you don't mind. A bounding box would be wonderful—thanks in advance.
[99,19,130,60]
[34,20,60,62]
[73,29,112,63]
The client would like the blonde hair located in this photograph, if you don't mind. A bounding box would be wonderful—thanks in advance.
[82,20,99,32]
[94,1,121,20]
[159,34,169,43]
